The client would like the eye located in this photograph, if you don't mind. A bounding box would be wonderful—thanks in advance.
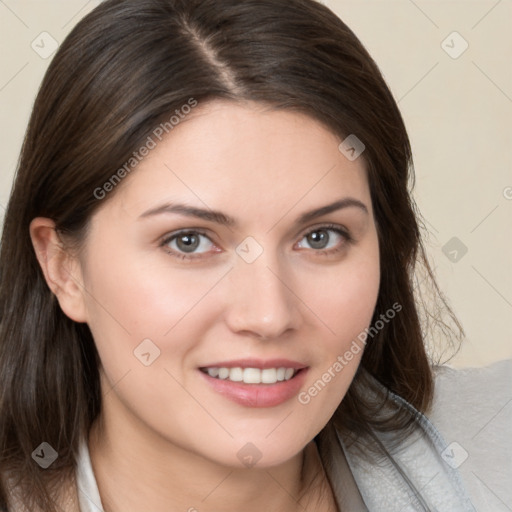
[296,225,351,252]
[161,230,217,258]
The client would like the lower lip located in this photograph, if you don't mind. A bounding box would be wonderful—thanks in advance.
[199,369,309,408]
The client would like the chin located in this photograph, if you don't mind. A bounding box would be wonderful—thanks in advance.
[196,429,313,470]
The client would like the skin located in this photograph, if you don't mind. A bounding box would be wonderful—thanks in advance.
[30,101,380,512]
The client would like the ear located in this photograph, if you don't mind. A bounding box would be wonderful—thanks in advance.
[29,217,88,323]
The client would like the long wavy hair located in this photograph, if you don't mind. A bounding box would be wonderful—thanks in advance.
[0,0,462,509]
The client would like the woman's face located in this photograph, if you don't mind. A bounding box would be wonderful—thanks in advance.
[77,101,380,467]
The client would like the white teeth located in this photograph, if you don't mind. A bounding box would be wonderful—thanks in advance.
[243,368,261,384]
[218,367,229,380]
[261,368,277,384]
[284,368,295,380]
[204,366,297,384]
[229,367,243,382]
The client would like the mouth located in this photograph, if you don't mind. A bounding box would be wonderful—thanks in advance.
[199,366,301,384]
[198,359,309,407]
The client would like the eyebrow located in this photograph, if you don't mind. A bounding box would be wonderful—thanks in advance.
[138,198,368,227]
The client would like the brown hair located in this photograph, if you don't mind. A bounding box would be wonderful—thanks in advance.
[0,0,462,509]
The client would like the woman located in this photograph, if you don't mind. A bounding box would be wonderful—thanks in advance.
[0,0,476,510]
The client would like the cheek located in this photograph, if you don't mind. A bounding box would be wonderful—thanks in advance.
[293,245,380,405]
[335,269,379,342]
[303,251,380,350]
[81,250,228,373]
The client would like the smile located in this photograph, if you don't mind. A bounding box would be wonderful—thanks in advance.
[200,367,298,384]
[198,358,308,407]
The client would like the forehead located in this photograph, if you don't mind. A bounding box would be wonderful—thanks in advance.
[101,100,372,224]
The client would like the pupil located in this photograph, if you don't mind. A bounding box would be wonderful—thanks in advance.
[177,234,199,252]
[308,230,328,249]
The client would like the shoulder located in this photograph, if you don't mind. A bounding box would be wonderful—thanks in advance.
[335,373,477,511]
[428,359,512,512]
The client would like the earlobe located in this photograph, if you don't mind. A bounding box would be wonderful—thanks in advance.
[29,217,88,323]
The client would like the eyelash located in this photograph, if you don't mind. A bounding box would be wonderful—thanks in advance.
[160,224,353,261]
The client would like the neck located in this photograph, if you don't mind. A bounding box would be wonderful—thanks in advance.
[88,398,335,512]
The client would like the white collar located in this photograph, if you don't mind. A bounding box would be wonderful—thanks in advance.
[76,438,105,512]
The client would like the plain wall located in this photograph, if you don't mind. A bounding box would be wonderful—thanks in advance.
[0,0,510,367]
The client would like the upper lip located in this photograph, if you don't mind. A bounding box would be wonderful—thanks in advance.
[199,358,307,370]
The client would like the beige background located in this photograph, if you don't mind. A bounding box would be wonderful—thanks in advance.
[0,1,510,367]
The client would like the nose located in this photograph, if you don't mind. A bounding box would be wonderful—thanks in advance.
[223,254,302,340]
